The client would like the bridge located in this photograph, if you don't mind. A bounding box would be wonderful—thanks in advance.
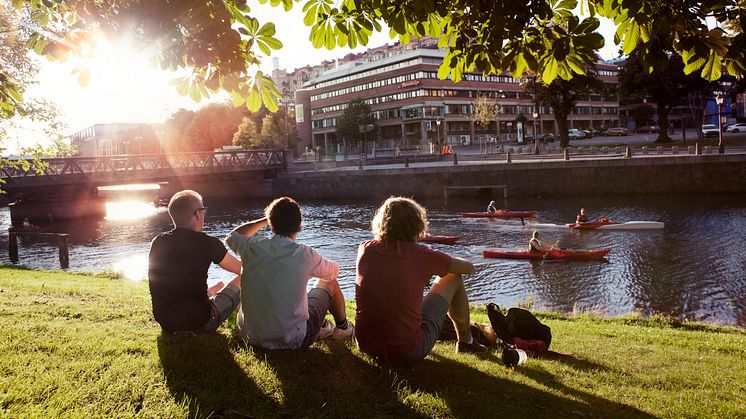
[1,149,287,225]
[1,149,286,190]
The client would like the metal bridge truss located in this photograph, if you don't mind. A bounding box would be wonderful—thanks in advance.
[1,150,286,187]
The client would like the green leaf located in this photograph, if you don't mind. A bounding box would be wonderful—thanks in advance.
[700,51,722,81]
[247,89,262,112]
[622,20,639,55]
[542,58,559,84]
[512,53,527,78]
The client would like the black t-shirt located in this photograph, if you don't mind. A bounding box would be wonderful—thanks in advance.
[148,228,228,332]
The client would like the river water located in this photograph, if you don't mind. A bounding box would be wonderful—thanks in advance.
[1,194,745,327]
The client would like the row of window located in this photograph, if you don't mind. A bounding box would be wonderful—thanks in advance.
[308,58,425,89]
[312,106,619,129]
[311,71,540,102]
[311,71,431,101]
[311,88,620,115]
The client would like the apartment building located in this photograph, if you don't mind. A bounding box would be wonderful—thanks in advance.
[294,40,620,155]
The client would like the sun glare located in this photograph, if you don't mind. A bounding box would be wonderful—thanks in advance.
[68,32,189,123]
[105,200,159,221]
[112,254,148,281]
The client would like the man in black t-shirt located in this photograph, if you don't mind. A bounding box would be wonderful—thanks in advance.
[148,190,242,333]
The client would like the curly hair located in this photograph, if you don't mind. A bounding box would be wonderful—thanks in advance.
[371,196,428,242]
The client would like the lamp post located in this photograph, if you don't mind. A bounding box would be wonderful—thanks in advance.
[436,119,442,146]
[715,93,724,154]
[532,110,539,152]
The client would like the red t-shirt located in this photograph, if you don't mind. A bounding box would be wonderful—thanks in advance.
[355,240,452,358]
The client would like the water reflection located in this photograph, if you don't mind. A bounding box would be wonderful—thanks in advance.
[105,200,160,221]
[1,194,745,326]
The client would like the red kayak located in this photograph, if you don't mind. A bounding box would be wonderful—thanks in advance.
[460,210,536,219]
[419,234,460,245]
[483,248,611,261]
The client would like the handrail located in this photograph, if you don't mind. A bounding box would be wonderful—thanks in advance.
[1,149,286,180]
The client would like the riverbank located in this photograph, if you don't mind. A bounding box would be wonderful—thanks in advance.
[1,266,744,418]
[276,152,746,200]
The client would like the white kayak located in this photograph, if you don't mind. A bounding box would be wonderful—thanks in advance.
[527,220,664,230]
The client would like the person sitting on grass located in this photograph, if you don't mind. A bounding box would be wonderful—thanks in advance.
[355,196,487,360]
[148,190,242,335]
[226,196,353,349]
[487,200,498,213]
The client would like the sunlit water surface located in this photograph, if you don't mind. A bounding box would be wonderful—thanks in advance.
[1,194,744,327]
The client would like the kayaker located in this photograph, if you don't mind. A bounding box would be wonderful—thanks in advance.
[576,208,588,225]
[487,201,498,213]
[528,231,552,253]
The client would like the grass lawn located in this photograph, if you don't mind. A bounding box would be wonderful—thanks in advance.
[1,266,744,418]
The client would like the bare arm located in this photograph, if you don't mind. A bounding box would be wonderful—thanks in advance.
[449,256,475,275]
[218,252,242,275]
[230,217,269,237]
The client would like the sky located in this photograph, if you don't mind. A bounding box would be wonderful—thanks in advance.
[7,4,621,152]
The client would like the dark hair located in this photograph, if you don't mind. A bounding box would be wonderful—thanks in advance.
[168,190,202,227]
[371,196,428,242]
[265,196,302,237]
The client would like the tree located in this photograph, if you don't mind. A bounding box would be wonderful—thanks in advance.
[6,1,744,114]
[335,99,375,145]
[1,2,68,193]
[232,107,297,149]
[233,117,259,149]
[163,103,246,152]
[630,105,656,129]
[523,73,603,148]
[473,94,498,129]
[618,53,692,143]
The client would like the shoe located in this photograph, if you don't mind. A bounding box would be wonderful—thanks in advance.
[331,323,355,340]
[456,339,488,354]
[317,319,334,341]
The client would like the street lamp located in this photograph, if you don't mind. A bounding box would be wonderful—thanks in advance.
[436,119,442,146]
[715,93,724,154]
[532,110,539,152]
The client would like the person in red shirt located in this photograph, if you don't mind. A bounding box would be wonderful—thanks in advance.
[355,197,487,360]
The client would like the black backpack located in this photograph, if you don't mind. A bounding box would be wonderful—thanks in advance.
[487,303,552,348]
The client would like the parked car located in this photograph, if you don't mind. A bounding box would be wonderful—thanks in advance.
[701,124,720,137]
[635,125,659,133]
[725,123,746,133]
[568,129,587,139]
[605,127,629,136]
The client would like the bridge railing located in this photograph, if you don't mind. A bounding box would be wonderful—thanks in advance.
[1,149,286,179]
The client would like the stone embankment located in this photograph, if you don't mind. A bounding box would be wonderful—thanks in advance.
[274,152,746,200]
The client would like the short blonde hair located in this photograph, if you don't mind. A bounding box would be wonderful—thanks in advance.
[371,196,428,242]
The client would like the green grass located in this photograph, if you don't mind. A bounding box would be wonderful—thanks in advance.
[1,266,744,418]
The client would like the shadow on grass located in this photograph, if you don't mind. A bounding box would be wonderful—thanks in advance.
[391,352,655,418]
[157,333,278,418]
[245,339,427,418]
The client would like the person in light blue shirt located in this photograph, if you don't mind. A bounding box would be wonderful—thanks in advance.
[226,196,353,349]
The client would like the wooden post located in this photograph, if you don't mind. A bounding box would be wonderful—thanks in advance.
[9,231,18,263]
[506,149,512,163]
[404,157,409,168]
[453,153,458,166]
[563,147,569,161]
[58,234,69,268]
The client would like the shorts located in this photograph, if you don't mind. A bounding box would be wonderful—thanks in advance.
[401,293,450,360]
[299,287,332,349]
[202,284,241,332]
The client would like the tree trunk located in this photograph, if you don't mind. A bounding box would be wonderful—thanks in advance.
[556,115,570,148]
[655,104,672,143]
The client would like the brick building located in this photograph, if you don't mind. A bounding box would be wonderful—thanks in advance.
[292,39,620,156]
